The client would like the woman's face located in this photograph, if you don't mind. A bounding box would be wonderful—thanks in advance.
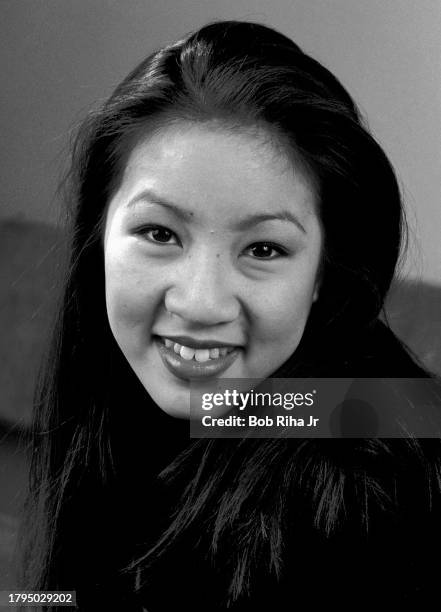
[104,123,323,418]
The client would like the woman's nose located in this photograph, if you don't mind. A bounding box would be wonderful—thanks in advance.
[164,253,240,325]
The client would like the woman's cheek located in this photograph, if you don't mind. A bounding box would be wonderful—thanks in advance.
[106,256,157,331]
[255,276,314,338]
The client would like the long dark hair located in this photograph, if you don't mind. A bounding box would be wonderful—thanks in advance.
[19,20,439,609]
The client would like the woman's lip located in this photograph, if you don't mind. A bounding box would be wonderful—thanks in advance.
[155,337,240,380]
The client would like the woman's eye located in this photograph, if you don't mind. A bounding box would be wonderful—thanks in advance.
[137,225,179,245]
[245,242,287,259]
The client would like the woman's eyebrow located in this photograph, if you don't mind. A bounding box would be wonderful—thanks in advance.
[126,189,194,222]
[126,188,306,234]
[233,212,306,234]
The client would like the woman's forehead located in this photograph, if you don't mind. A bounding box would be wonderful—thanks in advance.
[109,122,319,228]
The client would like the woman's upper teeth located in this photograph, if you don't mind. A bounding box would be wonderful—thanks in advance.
[163,338,231,361]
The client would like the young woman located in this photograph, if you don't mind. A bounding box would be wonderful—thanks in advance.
[20,20,441,610]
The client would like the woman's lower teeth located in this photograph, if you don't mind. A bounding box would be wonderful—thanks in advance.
[164,339,229,362]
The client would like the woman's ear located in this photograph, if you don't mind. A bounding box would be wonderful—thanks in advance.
[313,260,324,303]
[312,276,321,303]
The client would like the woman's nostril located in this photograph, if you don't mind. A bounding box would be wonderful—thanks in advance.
[164,283,239,325]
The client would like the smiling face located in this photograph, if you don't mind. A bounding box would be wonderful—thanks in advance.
[104,123,323,418]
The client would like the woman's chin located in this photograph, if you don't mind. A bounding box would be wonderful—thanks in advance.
[145,384,192,419]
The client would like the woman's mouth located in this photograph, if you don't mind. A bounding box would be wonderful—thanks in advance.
[155,336,240,380]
